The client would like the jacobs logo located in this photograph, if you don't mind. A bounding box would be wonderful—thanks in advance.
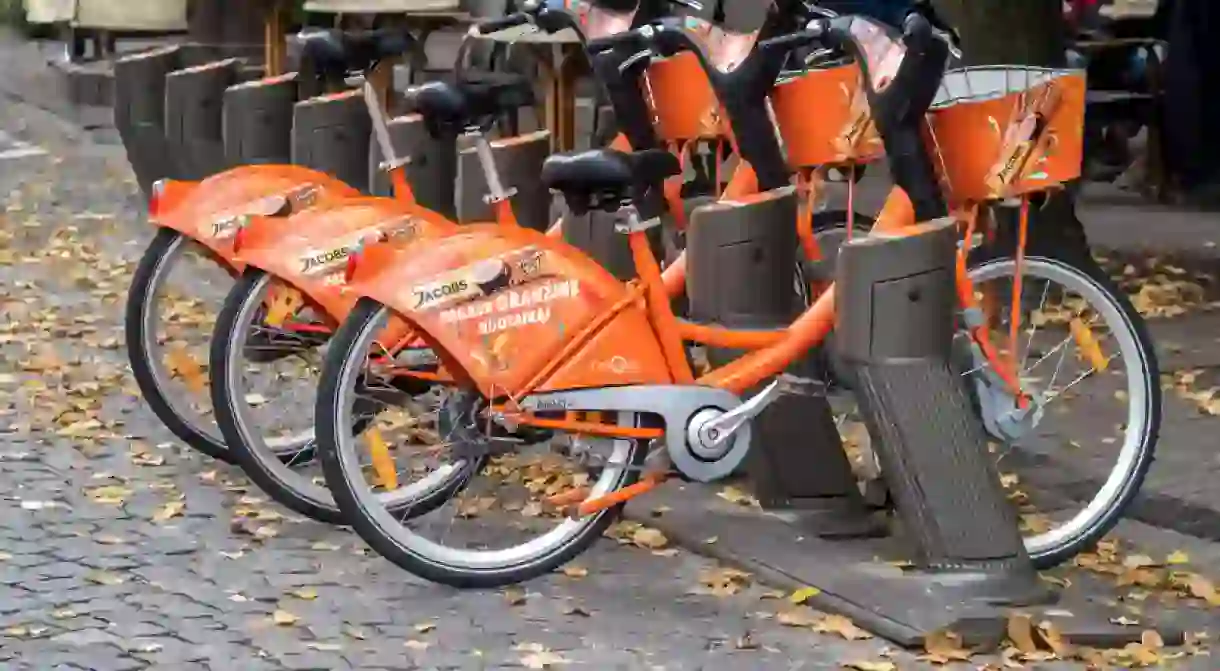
[300,246,352,275]
[413,279,470,309]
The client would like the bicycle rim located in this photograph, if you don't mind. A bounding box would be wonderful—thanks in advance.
[128,229,229,455]
[968,254,1157,564]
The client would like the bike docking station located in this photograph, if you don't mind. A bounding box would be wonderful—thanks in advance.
[292,87,374,193]
[627,204,1183,649]
[223,72,299,168]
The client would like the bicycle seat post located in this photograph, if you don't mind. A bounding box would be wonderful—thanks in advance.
[470,130,515,205]
[361,77,410,174]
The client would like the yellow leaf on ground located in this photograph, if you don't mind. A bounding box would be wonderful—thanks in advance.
[1070,318,1109,372]
[843,661,897,671]
[152,500,185,522]
[365,429,398,491]
[789,586,820,605]
[271,609,298,626]
[1167,550,1191,565]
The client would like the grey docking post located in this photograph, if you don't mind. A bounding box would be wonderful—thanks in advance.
[369,114,457,219]
[113,46,181,198]
[163,58,241,180]
[223,73,299,167]
[291,89,373,194]
[833,217,1047,601]
[685,188,877,536]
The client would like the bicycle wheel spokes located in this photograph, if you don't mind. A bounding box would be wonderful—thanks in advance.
[968,255,1156,566]
[232,282,326,463]
[320,302,646,587]
[218,273,456,521]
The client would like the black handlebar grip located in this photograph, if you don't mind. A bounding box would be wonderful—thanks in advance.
[476,13,530,34]
[586,29,649,55]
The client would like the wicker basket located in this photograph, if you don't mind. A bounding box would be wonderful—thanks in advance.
[926,66,1087,204]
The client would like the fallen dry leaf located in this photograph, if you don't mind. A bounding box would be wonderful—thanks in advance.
[561,565,588,579]
[504,588,526,606]
[734,631,759,649]
[152,500,185,522]
[516,643,568,669]
[1006,613,1039,654]
[921,629,973,664]
[1036,620,1072,657]
[271,609,299,626]
[716,485,760,507]
[776,608,822,627]
[630,527,668,550]
[84,570,125,586]
[694,567,752,597]
[811,614,872,640]
[164,344,207,394]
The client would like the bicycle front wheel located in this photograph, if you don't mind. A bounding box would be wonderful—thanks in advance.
[965,251,1160,568]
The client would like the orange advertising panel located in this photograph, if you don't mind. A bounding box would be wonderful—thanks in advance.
[231,197,457,322]
[152,165,359,263]
[345,226,673,397]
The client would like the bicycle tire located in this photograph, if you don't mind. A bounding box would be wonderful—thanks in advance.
[125,227,233,463]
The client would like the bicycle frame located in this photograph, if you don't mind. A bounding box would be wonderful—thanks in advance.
[346,13,1089,448]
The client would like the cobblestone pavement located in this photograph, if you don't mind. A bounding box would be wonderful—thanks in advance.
[4,26,1220,671]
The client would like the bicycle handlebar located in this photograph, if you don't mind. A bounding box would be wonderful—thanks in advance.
[475,12,533,34]
[472,0,579,37]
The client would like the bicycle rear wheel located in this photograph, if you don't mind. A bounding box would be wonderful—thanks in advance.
[212,270,476,524]
[125,228,234,462]
[317,299,650,588]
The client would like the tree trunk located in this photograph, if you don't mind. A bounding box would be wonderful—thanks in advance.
[932,0,1091,259]
[187,0,266,64]
[932,0,1067,68]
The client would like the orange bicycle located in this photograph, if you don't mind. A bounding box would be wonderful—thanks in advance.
[315,4,1159,585]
